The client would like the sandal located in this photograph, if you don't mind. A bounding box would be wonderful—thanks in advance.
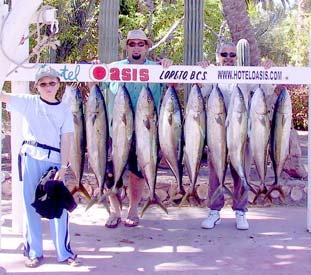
[105,215,122,228]
[124,216,139,227]
[65,255,81,267]
[25,256,43,268]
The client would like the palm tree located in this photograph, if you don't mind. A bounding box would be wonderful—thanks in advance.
[221,0,261,65]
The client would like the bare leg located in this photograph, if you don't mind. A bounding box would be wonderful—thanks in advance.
[105,194,122,228]
[125,172,145,226]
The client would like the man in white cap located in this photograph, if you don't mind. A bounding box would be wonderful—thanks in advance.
[103,29,173,228]
[0,64,80,267]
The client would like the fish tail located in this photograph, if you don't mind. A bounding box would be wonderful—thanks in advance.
[252,184,271,204]
[209,185,223,206]
[243,178,256,195]
[264,184,285,202]
[140,194,168,217]
[223,184,233,199]
[71,182,92,201]
[85,197,98,211]
[178,190,190,208]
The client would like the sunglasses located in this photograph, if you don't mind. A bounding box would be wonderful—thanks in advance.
[38,81,58,88]
[128,41,146,48]
[220,52,236,58]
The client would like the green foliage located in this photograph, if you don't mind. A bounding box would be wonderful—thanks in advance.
[35,0,100,63]
[249,6,310,67]
[276,85,309,130]
[203,0,225,63]
[289,85,309,131]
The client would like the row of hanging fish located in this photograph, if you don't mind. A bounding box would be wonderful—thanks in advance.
[62,82,292,216]
[63,84,109,209]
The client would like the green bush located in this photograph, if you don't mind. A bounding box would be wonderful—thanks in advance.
[276,84,308,131]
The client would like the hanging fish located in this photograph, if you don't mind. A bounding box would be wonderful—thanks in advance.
[226,85,256,201]
[108,85,134,201]
[207,85,232,205]
[158,86,184,202]
[62,84,90,201]
[248,86,271,203]
[265,88,292,201]
[85,84,109,211]
[180,84,206,206]
[135,86,168,216]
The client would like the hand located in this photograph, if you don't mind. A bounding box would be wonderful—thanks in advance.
[157,58,173,68]
[54,168,66,182]
[261,58,274,69]
[198,60,211,69]
[91,59,101,64]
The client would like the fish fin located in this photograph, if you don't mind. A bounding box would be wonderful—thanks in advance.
[168,113,173,126]
[178,190,190,208]
[85,198,98,211]
[122,113,127,125]
[140,195,168,217]
[264,184,285,202]
[242,178,257,195]
[223,185,233,198]
[70,186,78,196]
[252,184,269,204]
[282,114,286,127]
[215,114,223,126]
[79,182,92,201]
[239,189,249,204]
[237,113,242,124]
[71,182,91,201]
[91,114,97,125]
[210,186,223,206]
[144,118,151,129]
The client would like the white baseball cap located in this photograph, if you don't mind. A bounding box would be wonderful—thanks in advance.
[35,64,60,83]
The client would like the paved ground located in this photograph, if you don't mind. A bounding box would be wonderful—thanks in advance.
[0,200,310,275]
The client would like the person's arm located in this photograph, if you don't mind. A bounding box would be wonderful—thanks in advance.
[0,90,12,104]
[54,132,73,181]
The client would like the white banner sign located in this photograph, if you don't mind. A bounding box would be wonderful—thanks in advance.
[5,63,311,84]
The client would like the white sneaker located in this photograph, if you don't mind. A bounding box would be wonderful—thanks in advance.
[235,210,249,230]
[201,210,221,229]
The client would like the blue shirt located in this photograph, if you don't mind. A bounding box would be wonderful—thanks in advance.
[104,58,165,111]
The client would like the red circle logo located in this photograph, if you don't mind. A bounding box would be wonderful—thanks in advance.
[91,65,107,81]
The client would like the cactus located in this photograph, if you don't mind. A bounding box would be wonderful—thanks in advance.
[237,38,250,66]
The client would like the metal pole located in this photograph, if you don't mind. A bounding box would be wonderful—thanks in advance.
[0,0,9,251]
[307,15,311,232]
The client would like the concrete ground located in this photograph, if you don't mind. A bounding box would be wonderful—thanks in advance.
[0,200,310,275]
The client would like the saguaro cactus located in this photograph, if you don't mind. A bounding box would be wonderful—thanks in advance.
[236,38,250,66]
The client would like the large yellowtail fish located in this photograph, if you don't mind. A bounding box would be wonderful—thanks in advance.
[226,85,256,201]
[248,86,271,203]
[62,84,90,201]
[265,88,292,200]
[135,86,168,216]
[158,86,184,202]
[85,84,109,210]
[181,84,206,206]
[207,85,232,205]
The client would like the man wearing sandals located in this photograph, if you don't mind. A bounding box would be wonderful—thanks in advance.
[103,29,173,228]
[0,65,80,267]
